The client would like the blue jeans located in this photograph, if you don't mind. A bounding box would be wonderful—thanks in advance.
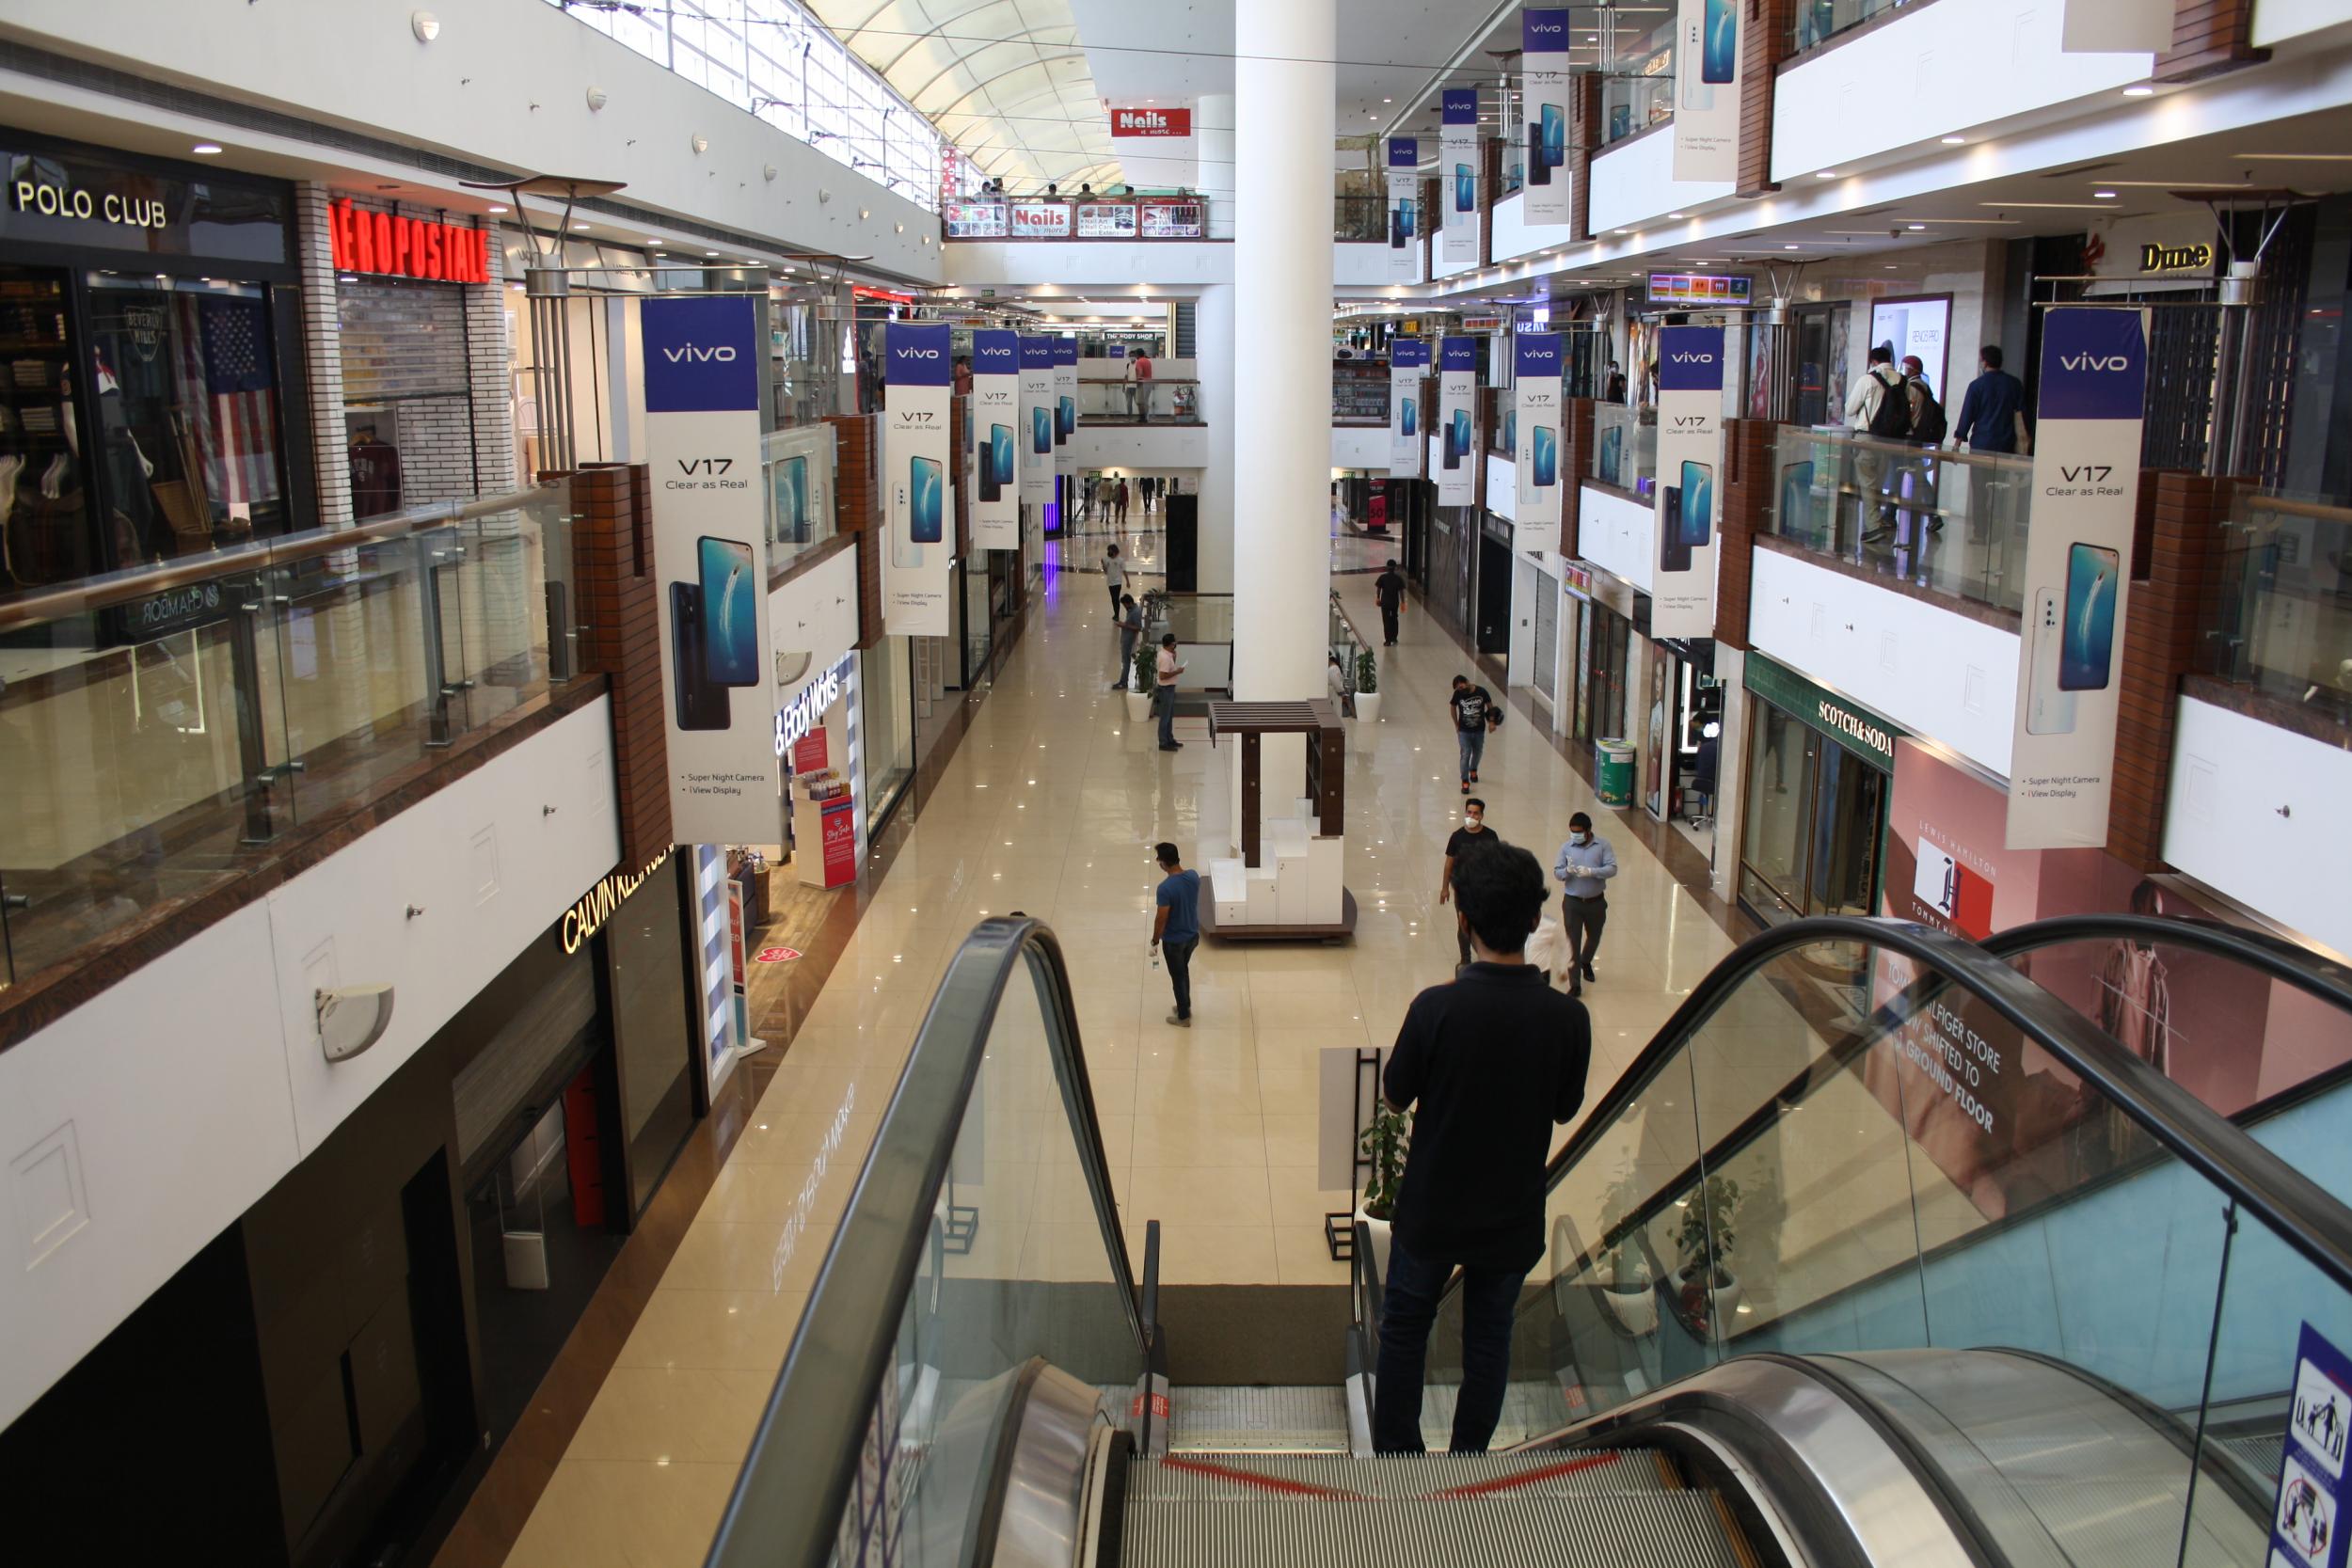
[1455,726,1486,782]
[1373,1236,1528,1453]
[1162,936,1196,1018]
[1157,684,1178,746]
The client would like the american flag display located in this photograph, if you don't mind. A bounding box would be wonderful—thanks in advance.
[171,293,281,515]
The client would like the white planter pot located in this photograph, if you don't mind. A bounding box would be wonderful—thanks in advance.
[1125,690,1153,723]
[1354,1209,1393,1285]
[1354,692,1382,726]
[1676,1266,1740,1340]
[1599,1281,1659,1338]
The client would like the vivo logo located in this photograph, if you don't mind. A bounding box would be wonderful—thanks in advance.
[898,347,943,360]
[663,344,738,362]
[1669,352,1715,364]
[1529,19,1565,38]
[2061,464,2114,483]
[2061,353,2132,372]
[1525,347,1556,361]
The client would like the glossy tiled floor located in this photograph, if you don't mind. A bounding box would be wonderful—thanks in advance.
[501,558,1738,1567]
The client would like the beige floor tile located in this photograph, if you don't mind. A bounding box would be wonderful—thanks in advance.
[564,1364,775,1466]
[1132,1222,1283,1285]
[661,1218,838,1294]
[505,1459,741,1568]
[725,1111,882,1167]
[1128,1108,1268,1167]
[1274,1223,1354,1286]
[614,1287,809,1372]
[1124,1164,1274,1226]
[1260,1112,1322,1167]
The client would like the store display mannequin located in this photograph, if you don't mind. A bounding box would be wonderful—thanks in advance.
[350,422,403,518]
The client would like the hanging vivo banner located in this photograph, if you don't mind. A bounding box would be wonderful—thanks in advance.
[1441,88,1478,265]
[970,329,1019,549]
[1052,337,1078,477]
[1514,334,1564,553]
[1389,337,1428,478]
[1522,10,1573,228]
[1017,336,1055,507]
[1385,137,1420,283]
[2006,308,2146,851]
[884,322,953,637]
[642,294,776,843]
[1436,336,1476,506]
[1653,325,1724,639]
[1673,0,1741,183]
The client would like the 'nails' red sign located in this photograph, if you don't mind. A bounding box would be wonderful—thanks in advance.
[1110,107,1191,137]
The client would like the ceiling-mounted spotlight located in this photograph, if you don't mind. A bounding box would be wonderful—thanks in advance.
[691,134,710,154]
[410,10,440,42]
[585,86,608,112]
[763,164,778,182]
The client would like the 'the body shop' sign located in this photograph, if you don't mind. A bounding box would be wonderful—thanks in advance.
[328,198,491,284]
[1111,107,1192,137]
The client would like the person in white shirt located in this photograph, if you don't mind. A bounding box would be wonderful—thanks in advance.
[1103,542,1126,616]
[1843,345,1907,546]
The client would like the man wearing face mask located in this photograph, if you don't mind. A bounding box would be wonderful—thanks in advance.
[1438,798,1493,971]
[1551,812,1618,996]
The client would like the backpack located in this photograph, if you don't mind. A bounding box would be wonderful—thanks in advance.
[1909,382,1947,444]
[1867,368,1913,438]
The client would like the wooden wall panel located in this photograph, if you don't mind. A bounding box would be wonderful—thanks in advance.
[2108,470,2231,869]
[1562,398,1596,560]
[2155,0,2270,82]
[827,413,885,646]
[1715,419,1780,651]
[1739,0,1796,196]
[1570,72,1600,244]
[564,463,672,865]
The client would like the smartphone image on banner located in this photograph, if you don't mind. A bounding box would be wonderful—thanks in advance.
[1032,404,1051,455]
[1609,103,1631,141]
[1542,103,1565,169]
[1452,409,1471,468]
[1661,486,1692,573]
[1402,400,1417,438]
[911,456,944,545]
[2060,543,2120,690]
[771,454,805,545]
[1057,395,1074,441]
[1779,460,1815,546]
[1390,208,1406,247]
[1526,123,1551,187]
[1399,198,1414,239]
[1704,0,1739,83]
[992,423,1014,488]
[978,429,1003,503]
[1533,425,1558,488]
[2026,589,2079,736]
[1454,163,1473,214]
[1598,425,1623,485]
[669,582,731,731]
[1679,461,1714,550]
[698,536,758,687]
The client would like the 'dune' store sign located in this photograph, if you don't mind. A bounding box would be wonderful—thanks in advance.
[327,198,490,283]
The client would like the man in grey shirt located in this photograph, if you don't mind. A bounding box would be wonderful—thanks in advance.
[1551,811,1618,996]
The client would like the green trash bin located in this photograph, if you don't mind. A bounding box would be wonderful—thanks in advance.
[1594,739,1636,809]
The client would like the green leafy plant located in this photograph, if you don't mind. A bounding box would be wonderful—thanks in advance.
[1133,641,1155,694]
[1355,647,1379,696]
[1674,1176,1743,1288]
[1357,1102,1410,1221]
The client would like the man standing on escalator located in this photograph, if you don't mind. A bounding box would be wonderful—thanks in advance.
[1375,840,1591,1454]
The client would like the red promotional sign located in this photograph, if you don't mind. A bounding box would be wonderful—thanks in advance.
[792,728,829,775]
[328,198,489,284]
[819,798,858,888]
[755,946,801,963]
[1111,107,1191,137]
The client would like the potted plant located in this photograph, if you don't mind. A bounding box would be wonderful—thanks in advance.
[1353,1101,1409,1281]
[1595,1168,1659,1336]
[1673,1176,1744,1339]
[1126,642,1155,723]
[1353,647,1382,726]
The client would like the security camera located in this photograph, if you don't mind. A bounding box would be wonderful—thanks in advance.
[317,985,396,1063]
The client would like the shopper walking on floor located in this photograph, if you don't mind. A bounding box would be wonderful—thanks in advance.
[1551,812,1618,996]
[1150,841,1200,1027]
[1116,478,1130,526]
[1375,559,1406,646]
[1449,673,1500,793]
[1375,838,1590,1453]
[1154,633,1184,751]
[1114,594,1143,690]
[1103,541,1126,616]
[1438,798,1494,970]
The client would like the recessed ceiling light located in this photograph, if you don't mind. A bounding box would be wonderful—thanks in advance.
[191,143,223,156]
[2092,190,2118,198]
[2122,86,2154,97]
[486,204,509,214]
[1907,223,1926,230]
[572,222,591,230]
[1815,169,1840,179]
[1940,135,1965,145]
[706,249,720,257]
[1784,243,1801,250]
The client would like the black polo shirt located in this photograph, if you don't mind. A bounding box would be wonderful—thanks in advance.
[1384,964,1591,1272]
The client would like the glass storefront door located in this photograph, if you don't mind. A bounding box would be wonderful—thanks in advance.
[1809,744,1886,917]
[1738,698,1890,926]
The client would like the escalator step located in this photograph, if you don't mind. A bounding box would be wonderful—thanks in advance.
[1134,1449,1682,1501]
[1119,1492,1746,1567]
[1167,1385,1352,1452]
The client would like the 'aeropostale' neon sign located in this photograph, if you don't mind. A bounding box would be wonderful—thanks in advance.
[328,198,491,284]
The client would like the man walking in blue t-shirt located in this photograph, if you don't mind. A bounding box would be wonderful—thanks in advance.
[1151,841,1202,1026]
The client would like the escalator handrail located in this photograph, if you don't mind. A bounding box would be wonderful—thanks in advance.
[1983,911,2352,1015]
[706,916,1137,1568]
[1511,914,2352,1297]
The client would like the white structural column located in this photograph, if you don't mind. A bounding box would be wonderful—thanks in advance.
[1231,6,1334,703]
[1198,91,1236,241]
[1194,283,1235,593]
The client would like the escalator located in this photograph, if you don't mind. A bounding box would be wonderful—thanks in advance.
[708,913,2352,1568]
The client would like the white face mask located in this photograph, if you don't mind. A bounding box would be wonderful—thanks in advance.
[1572,832,1589,846]
[1465,816,1482,830]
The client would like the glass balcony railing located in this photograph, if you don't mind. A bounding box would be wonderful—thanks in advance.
[1074,378,1200,426]
[0,483,580,990]
[1790,0,1919,57]
[1334,193,1388,244]
[1593,402,1659,497]
[1769,426,2033,614]
[763,426,837,572]
[2207,490,2352,727]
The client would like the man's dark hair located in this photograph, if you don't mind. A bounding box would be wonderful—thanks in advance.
[1980,344,2004,370]
[1464,797,1485,813]
[1569,811,1593,832]
[1160,634,1177,648]
[1454,673,1470,687]
[1452,838,1547,956]
[1154,841,1181,868]
[1868,344,1895,365]
[1386,558,1398,569]
[1107,543,1120,555]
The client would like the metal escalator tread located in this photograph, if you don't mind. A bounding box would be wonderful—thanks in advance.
[1116,1491,1747,1567]
[1129,1449,1685,1501]
[1168,1385,1352,1452]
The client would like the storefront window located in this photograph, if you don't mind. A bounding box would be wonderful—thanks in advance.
[1740,704,1813,922]
[961,557,993,686]
[858,636,914,837]
[0,265,96,583]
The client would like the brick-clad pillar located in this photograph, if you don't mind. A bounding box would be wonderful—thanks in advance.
[2108,471,2231,870]
[1419,176,1439,278]
[1569,73,1600,243]
[2155,0,2269,83]
[292,182,355,531]
[1715,418,1780,650]
[1737,0,1794,197]
[1480,135,1501,266]
[952,391,972,559]
[564,464,672,866]
[1560,398,1595,559]
[828,412,884,645]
